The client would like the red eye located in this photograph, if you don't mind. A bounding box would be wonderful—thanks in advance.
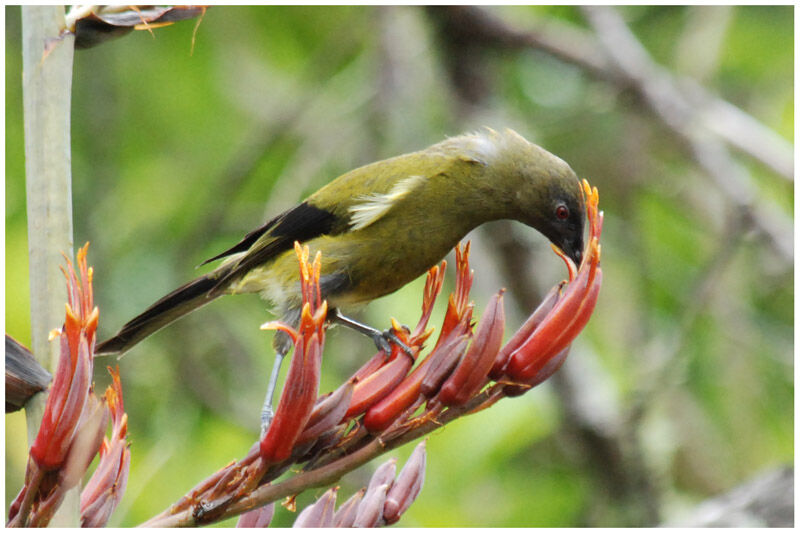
[555,205,569,220]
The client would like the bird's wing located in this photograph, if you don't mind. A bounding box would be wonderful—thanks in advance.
[207,201,338,292]
[207,161,432,292]
[346,174,426,231]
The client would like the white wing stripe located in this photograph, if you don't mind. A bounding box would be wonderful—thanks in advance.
[348,175,425,231]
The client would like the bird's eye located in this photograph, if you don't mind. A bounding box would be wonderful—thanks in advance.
[555,204,569,220]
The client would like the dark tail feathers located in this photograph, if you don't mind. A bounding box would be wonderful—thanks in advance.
[96,274,222,355]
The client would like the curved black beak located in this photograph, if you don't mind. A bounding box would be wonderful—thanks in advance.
[570,247,583,267]
[561,236,583,268]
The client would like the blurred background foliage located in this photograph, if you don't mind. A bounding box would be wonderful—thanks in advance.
[5,5,793,527]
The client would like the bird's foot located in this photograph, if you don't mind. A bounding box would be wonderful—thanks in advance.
[371,327,414,359]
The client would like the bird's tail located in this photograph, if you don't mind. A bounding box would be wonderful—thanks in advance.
[95,273,223,356]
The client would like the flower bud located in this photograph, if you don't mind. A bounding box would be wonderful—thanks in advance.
[236,502,275,528]
[297,378,355,445]
[80,368,130,528]
[367,458,397,494]
[384,441,426,525]
[363,366,423,434]
[293,487,337,527]
[346,345,414,418]
[439,290,505,406]
[333,489,364,527]
[503,346,570,397]
[30,332,92,470]
[490,285,560,379]
[420,332,470,397]
[353,483,388,527]
[506,266,601,381]
[61,393,108,490]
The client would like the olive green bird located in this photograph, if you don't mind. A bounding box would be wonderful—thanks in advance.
[97,128,586,427]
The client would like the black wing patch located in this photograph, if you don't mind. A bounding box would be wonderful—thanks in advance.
[208,201,338,292]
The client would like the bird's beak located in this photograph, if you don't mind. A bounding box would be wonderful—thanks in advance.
[570,247,582,267]
[561,237,583,268]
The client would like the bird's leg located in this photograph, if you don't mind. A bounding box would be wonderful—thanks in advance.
[259,347,288,438]
[329,308,414,357]
[260,309,300,437]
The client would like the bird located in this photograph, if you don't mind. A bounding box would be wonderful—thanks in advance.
[96,128,586,428]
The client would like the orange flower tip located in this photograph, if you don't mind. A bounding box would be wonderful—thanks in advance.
[259,321,298,344]
[414,327,435,344]
[390,317,405,332]
[312,301,329,322]
[301,301,313,320]
[88,307,100,326]
[49,328,62,341]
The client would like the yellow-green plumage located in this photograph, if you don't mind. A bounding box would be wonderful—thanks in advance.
[97,128,585,356]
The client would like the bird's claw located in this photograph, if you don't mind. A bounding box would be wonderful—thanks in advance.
[373,328,414,358]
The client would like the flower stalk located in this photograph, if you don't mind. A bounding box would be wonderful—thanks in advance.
[7,245,130,528]
[142,180,603,527]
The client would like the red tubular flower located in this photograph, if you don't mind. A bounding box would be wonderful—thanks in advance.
[8,244,133,528]
[410,260,446,341]
[80,367,131,527]
[345,323,418,419]
[504,347,570,397]
[419,327,471,398]
[489,285,560,379]
[504,180,603,382]
[30,244,98,471]
[342,263,444,421]
[438,289,506,406]
[433,243,473,351]
[363,245,474,433]
[297,377,355,445]
[260,243,327,463]
[60,393,109,491]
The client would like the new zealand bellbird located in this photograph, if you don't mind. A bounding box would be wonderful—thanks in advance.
[97,128,585,423]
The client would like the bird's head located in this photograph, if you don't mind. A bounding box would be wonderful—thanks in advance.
[484,129,586,266]
[523,167,585,267]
